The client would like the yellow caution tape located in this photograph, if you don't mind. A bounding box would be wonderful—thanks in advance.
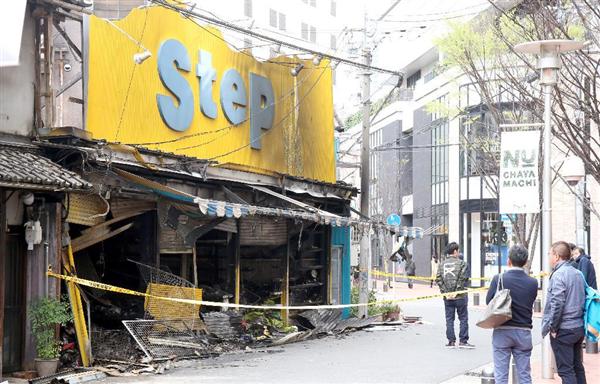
[369,270,490,282]
[47,271,488,310]
[369,270,548,282]
[370,270,438,281]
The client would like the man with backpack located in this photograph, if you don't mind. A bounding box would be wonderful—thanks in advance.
[542,241,587,384]
[486,245,538,384]
[436,242,474,349]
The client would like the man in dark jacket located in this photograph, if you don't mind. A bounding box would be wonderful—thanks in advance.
[486,245,538,384]
[573,246,597,289]
[436,242,473,348]
[543,241,587,384]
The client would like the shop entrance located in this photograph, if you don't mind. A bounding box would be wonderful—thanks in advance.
[2,227,26,373]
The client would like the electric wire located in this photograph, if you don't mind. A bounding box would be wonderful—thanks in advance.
[129,4,353,149]
[170,0,353,60]
[206,64,330,161]
[105,2,319,147]
[126,55,322,147]
[379,1,490,21]
[149,0,403,77]
[114,6,150,142]
[173,30,344,158]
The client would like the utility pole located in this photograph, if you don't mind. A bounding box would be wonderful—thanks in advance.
[358,12,372,318]
[43,12,54,129]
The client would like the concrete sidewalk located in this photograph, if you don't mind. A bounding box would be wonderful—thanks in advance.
[374,280,600,383]
[441,343,600,383]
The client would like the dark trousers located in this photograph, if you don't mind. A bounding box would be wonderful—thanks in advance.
[550,327,587,384]
[444,296,468,343]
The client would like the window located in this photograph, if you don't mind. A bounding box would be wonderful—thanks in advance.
[431,94,449,191]
[310,26,317,43]
[92,0,145,19]
[301,22,309,40]
[330,34,337,50]
[269,10,286,31]
[369,129,384,217]
[431,120,449,185]
[244,0,252,17]
[301,23,317,42]
[278,13,286,31]
[406,70,421,89]
[424,69,437,83]
[431,93,448,121]
[460,110,500,177]
[330,0,337,16]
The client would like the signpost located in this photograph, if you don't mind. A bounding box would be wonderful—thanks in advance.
[499,130,541,214]
[386,214,401,227]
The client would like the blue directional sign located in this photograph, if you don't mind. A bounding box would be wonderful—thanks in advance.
[386,214,401,226]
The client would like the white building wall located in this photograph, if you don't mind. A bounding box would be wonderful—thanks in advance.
[552,177,578,244]
[0,8,35,136]
[195,0,347,60]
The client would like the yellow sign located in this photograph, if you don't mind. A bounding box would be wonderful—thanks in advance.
[85,6,335,182]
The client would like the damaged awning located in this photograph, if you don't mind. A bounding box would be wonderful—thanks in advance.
[0,146,92,191]
[113,168,423,238]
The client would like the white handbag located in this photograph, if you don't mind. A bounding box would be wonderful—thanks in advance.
[477,273,512,329]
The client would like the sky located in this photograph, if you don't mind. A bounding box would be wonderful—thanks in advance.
[333,0,492,117]
[0,0,28,67]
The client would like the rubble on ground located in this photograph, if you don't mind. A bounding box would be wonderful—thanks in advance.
[69,305,418,378]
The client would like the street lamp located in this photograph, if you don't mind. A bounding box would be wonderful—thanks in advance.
[514,39,584,380]
[560,156,586,248]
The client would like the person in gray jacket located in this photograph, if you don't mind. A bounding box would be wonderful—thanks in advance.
[542,241,587,384]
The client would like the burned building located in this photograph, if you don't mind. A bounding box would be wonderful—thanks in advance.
[1,1,422,376]
[1,1,357,374]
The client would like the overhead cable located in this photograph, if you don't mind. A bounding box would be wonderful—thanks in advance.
[150,0,404,78]
[207,65,329,161]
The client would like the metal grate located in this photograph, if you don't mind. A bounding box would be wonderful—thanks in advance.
[129,260,202,324]
[122,319,209,359]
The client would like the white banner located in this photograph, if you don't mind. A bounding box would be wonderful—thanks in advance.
[499,130,541,214]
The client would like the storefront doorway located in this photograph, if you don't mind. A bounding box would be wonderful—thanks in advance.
[2,226,26,373]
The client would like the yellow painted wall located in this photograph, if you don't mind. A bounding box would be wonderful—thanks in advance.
[86,6,335,183]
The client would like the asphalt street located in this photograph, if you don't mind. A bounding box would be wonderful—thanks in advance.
[101,296,543,384]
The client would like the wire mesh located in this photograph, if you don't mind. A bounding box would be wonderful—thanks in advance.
[122,319,209,359]
[128,259,202,324]
[130,259,194,289]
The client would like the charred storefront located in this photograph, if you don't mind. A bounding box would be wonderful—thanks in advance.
[41,137,356,313]
[32,135,359,364]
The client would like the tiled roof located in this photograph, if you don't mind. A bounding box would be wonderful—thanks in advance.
[0,146,92,190]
